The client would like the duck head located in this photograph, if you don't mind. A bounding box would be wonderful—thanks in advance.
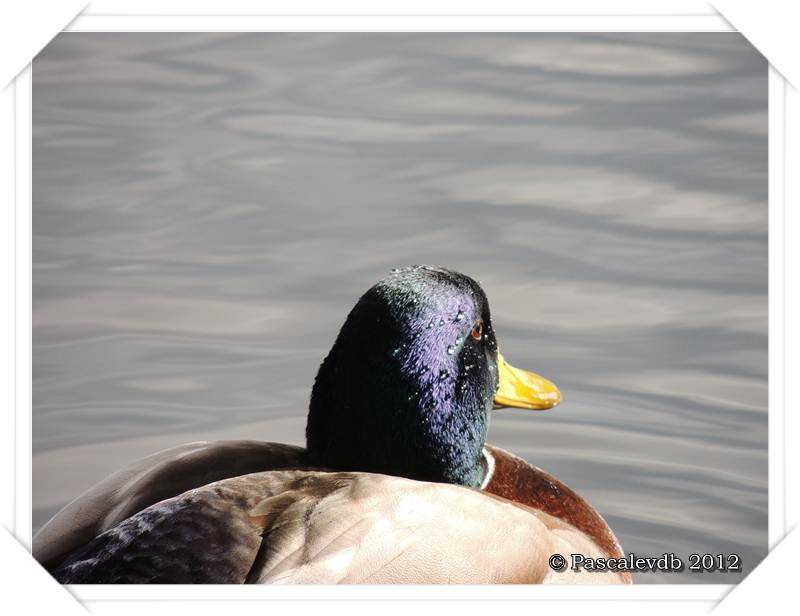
[306,266,561,487]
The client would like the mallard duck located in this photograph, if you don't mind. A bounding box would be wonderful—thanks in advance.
[34,266,629,584]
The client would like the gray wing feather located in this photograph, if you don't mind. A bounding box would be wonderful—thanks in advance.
[33,440,308,571]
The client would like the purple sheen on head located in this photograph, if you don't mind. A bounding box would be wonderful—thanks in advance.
[307,266,499,487]
[396,295,478,422]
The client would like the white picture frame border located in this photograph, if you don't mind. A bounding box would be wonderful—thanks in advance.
[3,1,795,613]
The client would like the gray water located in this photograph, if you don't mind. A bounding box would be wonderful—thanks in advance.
[32,33,767,584]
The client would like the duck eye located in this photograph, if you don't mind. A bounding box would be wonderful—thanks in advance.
[470,321,484,341]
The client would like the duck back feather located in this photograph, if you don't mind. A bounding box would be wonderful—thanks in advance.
[52,469,626,584]
[35,440,629,583]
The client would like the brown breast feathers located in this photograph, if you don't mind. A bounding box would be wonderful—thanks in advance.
[484,445,626,564]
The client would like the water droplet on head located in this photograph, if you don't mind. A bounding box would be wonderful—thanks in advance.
[391,268,400,273]
[427,320,434,329]
[439,319,445,326]
[447,345,455,355]
[455,310,464,322]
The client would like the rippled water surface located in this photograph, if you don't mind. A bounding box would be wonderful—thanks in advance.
[32,33,767,583]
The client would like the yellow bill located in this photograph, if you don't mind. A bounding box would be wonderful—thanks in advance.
[493,351,562,410]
